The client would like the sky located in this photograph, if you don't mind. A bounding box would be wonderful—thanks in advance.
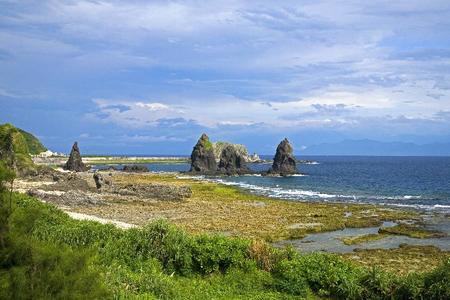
[1,0,450,155]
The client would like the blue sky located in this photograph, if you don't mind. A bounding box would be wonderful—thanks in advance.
[1,0,450,155]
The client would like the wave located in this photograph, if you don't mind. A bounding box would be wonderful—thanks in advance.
[176,175,449,213]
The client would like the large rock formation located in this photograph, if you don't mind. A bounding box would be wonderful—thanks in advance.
[190,133,217,173]
[64,142,89,172]
[268,138,298,176]
[218,145,251,175]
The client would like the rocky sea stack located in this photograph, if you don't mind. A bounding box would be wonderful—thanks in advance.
[64,142,89,172]
[218,145,250,175]
[268,138,298,176]
[190,133,217,173]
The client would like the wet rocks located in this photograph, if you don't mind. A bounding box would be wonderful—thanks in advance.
[27,189,104,206]
[111,183,192,201]
[190,133,217,173]
[268,138,298,176]
[218,145,251,175]
[64,142,89,172]
[122,164,149,173]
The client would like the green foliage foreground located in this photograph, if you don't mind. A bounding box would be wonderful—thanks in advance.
[0,166,449,299]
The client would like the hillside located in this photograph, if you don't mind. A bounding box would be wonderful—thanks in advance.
[17,128,47,154]
[0,123,46,175]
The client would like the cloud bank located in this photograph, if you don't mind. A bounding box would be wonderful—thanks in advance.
[1,0,450,154]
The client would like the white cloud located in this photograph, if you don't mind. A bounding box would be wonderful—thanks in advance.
[2,0,450,143]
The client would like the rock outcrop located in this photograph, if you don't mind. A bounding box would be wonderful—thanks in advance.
[28,189,104,207]
[64,142,89,172]
[190,133,217,173]
[93,172,111,189]
[268,138,298,176]
[122,164,149,173]
[218,145,251,175]
[111,183,192,201]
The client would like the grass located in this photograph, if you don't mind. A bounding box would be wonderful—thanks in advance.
[379,224,447,238]
[340,233,390,245]
[340,245,450,275]
[73,172,419,242]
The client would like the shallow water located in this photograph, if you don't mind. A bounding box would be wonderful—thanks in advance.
[274,220,450,253]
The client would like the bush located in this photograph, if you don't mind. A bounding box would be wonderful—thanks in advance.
[272,258,309,297]
[102,220,194,275]
[293,253,363,299]
[192,234,250,274]
[422,258,450,299]
[393,273,424,300]
[0,235,110,299]
[358,267,397,300]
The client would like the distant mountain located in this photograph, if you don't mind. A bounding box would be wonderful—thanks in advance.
[301,139,450,156]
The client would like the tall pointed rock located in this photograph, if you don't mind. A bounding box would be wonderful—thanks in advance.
[190,133,217,173]
[64,142,88,172]
[268,138,298,175]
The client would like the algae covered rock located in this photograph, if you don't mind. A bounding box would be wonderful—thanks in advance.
[122,165,149,173]
[190,133,217,173]
[218,145,250,175]
[64,142,89,172]
[268,138,298,176]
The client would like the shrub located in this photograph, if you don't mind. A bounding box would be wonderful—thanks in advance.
[0,235,110,299]
[102,220,194,275]
[192,234,250,274]
[272,258,309,297]
[393,273,424,300]
[422,258,450,299]
[358,267,397,300]
[274,252,363,299]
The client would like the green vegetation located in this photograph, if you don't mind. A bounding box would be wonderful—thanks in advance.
[341,245,450,276]
[17,128,47,154]
[204,139,213,151]
[379,224,447,238]
[0,123,46,175]
[0,162,109,299]
[340,233,389,245]
[1,163,449,299]
[212,141,249,159]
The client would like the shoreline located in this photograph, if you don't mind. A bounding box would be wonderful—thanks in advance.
[14,170,450,275]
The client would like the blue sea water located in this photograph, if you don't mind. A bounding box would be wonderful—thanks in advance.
[98,156,450,213]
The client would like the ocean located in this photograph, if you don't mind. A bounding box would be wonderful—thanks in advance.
[98,156,450,213]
